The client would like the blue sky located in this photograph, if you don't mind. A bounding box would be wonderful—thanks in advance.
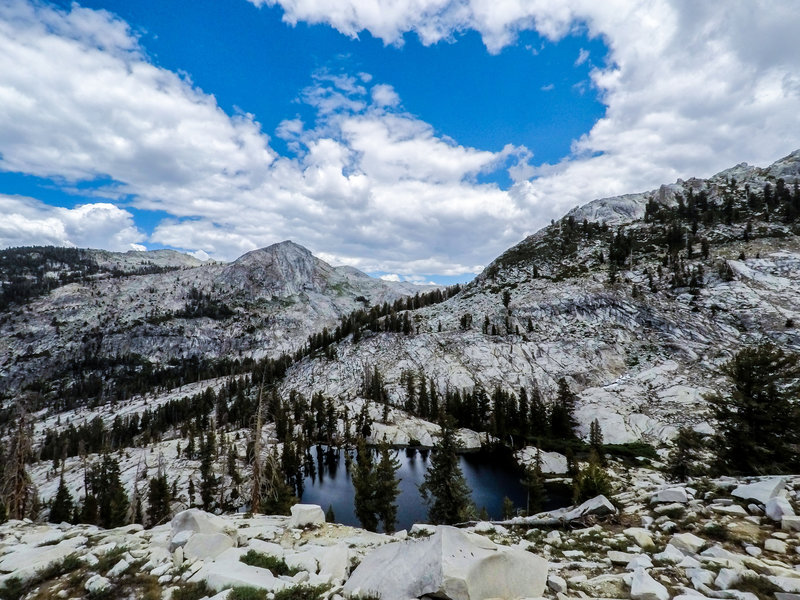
[0,1,798,283]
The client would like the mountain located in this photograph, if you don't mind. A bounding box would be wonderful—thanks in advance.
[276,150,800,443]
[0,240,430,398]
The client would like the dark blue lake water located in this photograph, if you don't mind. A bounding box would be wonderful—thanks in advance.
[298,445,568,531]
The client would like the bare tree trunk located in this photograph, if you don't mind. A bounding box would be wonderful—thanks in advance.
[2,402,33,520]
[250,379,265,514]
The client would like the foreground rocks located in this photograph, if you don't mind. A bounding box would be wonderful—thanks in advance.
[3,472,800,600]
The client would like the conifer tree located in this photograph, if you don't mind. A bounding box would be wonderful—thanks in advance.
[522,447,547,514]
[148,470,170,527]
[325,504,336,523]
[260,447,295,515]
[572,449,612,503]
[589,419,605,465]
[199,430,218,511]
[666,427,704,481]
[550,378,578,439]
[710,342,800,474]
[94,454,129,528]
[419,417,474,524]
[49,473,74,524]
[352,439,378,531]
[375,443,401,532]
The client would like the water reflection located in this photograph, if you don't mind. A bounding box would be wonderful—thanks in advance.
[298,444,552,531]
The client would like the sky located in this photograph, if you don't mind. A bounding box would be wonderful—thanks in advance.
[0,1,799,284]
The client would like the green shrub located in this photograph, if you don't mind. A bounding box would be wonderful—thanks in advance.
[239,550,298,576]
[0,577,24,600]
[272,584,331,600]
[732,574,781,600]
[171,581,213,600]
[229,587,267,600]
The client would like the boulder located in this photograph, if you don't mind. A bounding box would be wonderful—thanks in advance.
[766,497,795,522]
[608,550,637,565]
[548,574,567,593]
[669,532,705,554]
[732,478,785,504]
[562,495,617,521]
[630,567,669,600]
[183,533,235,561]
[107,558,130,578]
[653,544,685,564]
[765,538,788,554]
[623,527,655,549]
[626,555,654,570]
[0,539,85,584]
[769,577,800,593]
[516,447,568,474]
[782,516,800,532]
[715,568,743,590]
[287,504,325,529]
[343,526,547,600]
[190,560,288,592]
[651,487,688,504]
[170,509,236,550]
[85,574,111,594]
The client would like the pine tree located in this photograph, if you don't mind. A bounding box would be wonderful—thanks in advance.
[199,431,218,511]
[148,470,170,527]
[522,448,547,514]
[49,473,74,524]
[419,417,474,524]
[501,496,515,519]
[94,454,129,528]
[325,504,336,523]
[710,342,800,474]
[666,427,704,482]
[188,478,196,507]
[260,447,295,515]
[589,419,605,465]
[375,443,401,533]
[572,449,612,503]
[550,378,578,439]
[352,440,378,531]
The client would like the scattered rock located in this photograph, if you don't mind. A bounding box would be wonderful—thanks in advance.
[85,574,111,594]
[732,478,785,504]
[669,532,706,554]
[630,567,669,600]
[183,532,235,561]
[765,538,788,553]
[651,487,688,504]
[766,497,796,522]
[288,504,326,528]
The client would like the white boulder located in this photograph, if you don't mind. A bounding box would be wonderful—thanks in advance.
[85,574,111,594]
[715,568,743,590]
[765,538,788,553]
[170,509,236,551]
[516,447,568,474]
[669,532,706,555]
[731,478,785,504]
[766,497,795,522]
[288,504,325,528]
[562,495,617,521]
[107,558,130,578]
[651,487,688,504]
[343,526,547,600]
[782,516,800,531]
[184,533,235,561]
[630,567,669,600]
[190,561,288,592]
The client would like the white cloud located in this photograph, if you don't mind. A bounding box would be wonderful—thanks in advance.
[2,0,799,280]
[379,273,401,282]
[254,0,800,221]
[575,48,589,66]
[0,194,144,250]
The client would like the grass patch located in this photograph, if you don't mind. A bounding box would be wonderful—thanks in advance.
[1,553,86,600]
[703,522,730,541]
[229,587,267,600]
[239,550,299,576]
[171,581,214,600]
[272,584,331,600]
[95,546,128,572]
[732,574,781,600]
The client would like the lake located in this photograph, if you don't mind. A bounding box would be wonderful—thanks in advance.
[297,445,570,531]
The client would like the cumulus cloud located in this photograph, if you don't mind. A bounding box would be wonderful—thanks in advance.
[2,0,800,280]
[256,0,800,218]
[0,194,144,250]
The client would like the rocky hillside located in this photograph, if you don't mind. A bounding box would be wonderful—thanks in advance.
[0,240,428,403]
[276,150,800,444]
